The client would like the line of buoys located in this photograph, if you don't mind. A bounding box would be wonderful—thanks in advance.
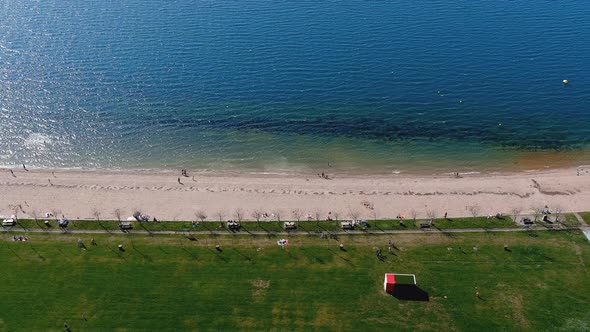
[563,79,569,85]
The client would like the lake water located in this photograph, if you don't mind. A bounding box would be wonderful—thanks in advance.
[1,1,589,174]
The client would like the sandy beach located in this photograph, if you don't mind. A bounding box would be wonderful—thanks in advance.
[1,167,589,221]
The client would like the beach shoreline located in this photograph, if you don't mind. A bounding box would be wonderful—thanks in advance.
[1,165,589,222]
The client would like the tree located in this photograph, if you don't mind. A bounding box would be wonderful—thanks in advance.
[273,209,283,223]
[195,210,207,222]
[252,209,263,226]
[332,211,340,223]
[553,205,563,223]
[510,207,522,224]
[234,208,244,222]
[426,209,436,220]
[30,209,40,227]
[532,205,545,222]
[371,209,378,221]
[410,209,417,221]
[467,205,481,218]
[51,208,61,220]
[215,209,226,222]
[349,209,359,221]
[9,204,19,220]
[314,209,322,222]
[113,208,122,222]
[291,209,303,223]
[92,208,101,221]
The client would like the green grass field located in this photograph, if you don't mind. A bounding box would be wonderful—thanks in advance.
[1,230,589,331]
[561,214,582,227]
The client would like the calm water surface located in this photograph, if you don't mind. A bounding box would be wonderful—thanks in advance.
[1,1,589,174]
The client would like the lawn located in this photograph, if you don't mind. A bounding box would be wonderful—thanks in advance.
[1,230,589,331]
[421,217,517,229]
[580,212,590,224]
[561,213,581,227]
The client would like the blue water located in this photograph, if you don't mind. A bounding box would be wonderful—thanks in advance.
[1,1,589,173]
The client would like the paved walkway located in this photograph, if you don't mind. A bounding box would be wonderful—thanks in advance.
[0,225,582,236]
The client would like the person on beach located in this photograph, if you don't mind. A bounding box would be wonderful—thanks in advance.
[23,164,27,171]
[9,169,15,177]
[48,179,53,186]
[178,177,182,184]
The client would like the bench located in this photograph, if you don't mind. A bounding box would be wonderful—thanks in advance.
[227,221,241,230]
[119,222,133,230]
[341,222,354,230]
[420,220,433,228]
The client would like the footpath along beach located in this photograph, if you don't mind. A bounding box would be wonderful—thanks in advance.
[1,167,589,221]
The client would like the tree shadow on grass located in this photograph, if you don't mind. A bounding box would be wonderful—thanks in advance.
[213,250,228,262]
[55,245,73,258]
[258,223,275,236]
[434,226,455,238]
[108,247,127,260]
[158,245,170,255]
[200,222,218,235]
[6,243,22,260]
[231,248,252,262]
[17,221,29,232]
[326,247,354,266]
[179,245,197,260]
[299,247,325,264]
[29,243,45,261]
[98,220,113,234]
[373,222,386,233]
[388,285,429,302]
[132,244,152,261]
[138,222,154,236]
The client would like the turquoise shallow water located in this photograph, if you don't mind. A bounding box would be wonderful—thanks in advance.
[1,1,589,174]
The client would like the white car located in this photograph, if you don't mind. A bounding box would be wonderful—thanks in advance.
[2,219,16,226]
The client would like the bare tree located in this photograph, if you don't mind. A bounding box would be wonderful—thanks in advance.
[30,209,39,227]
[92,208,101,221]
[195,210,207,222]
[291,209,303,223]
[9,204,19,220]
[349,209,359,221]
[426,209,436,220]
[314,209,322,222]
[510,207,522,224]
[234,208,244,222]
[332,211,340,222]
[252,209,263,225]
[215,209,226,222]
[273,209,283,222]
[51,208,61,220]
[467,205,481,218]
[553,205,563,223]
[113,208,122,222]
[410,209,417,221]
[532,205,545,222]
